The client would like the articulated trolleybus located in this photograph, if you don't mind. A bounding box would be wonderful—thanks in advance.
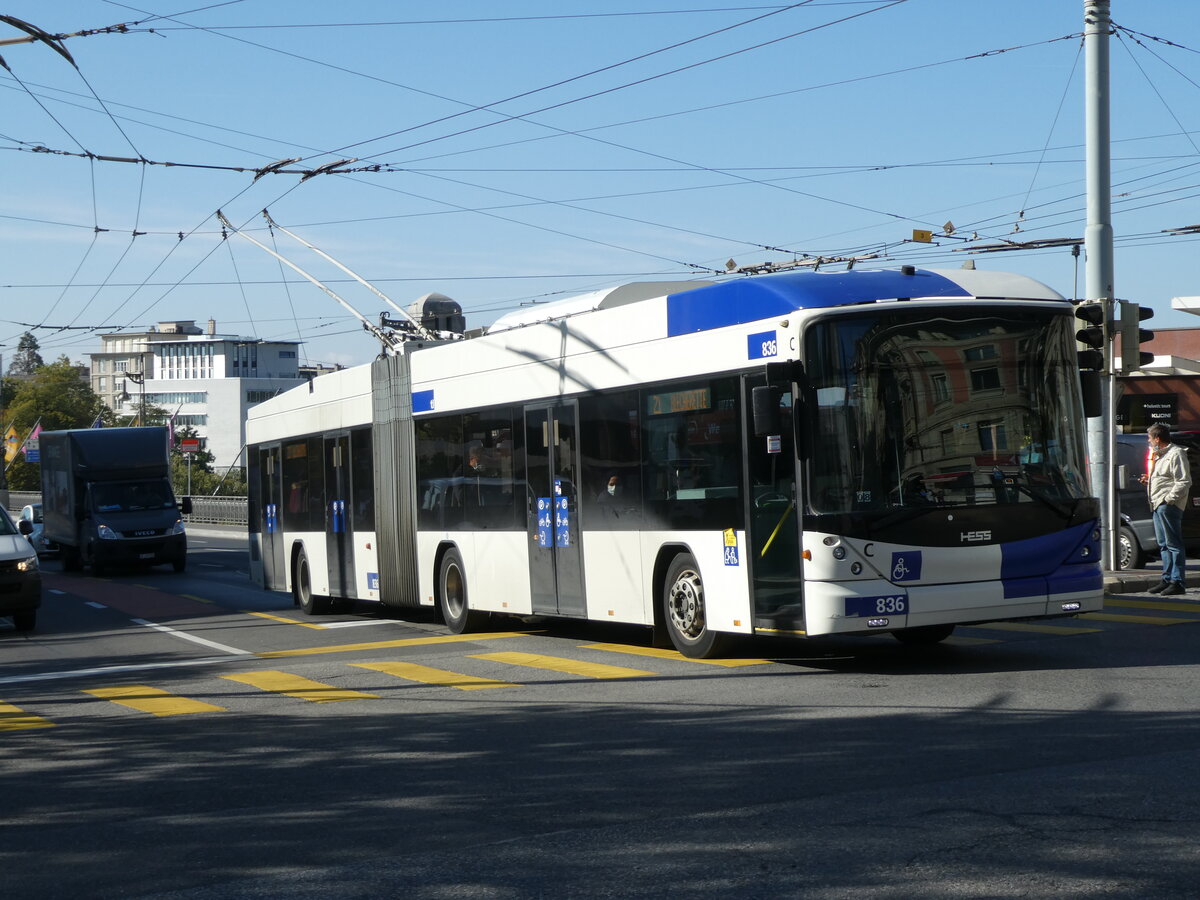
[247,267,1103,657]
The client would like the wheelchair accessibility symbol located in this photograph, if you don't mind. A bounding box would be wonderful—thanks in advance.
[890,550,922,582]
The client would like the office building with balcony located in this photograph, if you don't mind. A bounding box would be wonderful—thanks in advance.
[89,320,304,470]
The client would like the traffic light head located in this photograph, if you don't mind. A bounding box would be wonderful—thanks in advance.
[1119,300,1155,370]
[1075,302,1107,370]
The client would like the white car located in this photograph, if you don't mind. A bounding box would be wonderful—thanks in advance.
[19,503,59,558]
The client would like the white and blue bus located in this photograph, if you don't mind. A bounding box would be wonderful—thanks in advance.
[247,267,1103,657]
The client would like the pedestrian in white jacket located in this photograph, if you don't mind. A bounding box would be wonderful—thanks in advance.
[1140,423,1192,595]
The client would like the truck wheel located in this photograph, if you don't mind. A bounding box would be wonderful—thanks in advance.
[62,547,83,572]
[293,548,330,615]
[662,552,730,659]
[11,610,35,632]
[173,556,187,573]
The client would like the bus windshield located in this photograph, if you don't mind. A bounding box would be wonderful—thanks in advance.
[803,305,1089,519]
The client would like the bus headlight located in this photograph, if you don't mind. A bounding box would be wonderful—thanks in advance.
[832,546,847,560]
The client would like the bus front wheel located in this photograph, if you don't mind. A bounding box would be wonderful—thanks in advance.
[663,553,730,659]
[439,548,482,634]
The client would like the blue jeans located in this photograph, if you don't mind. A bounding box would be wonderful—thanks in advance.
[1152,502,1187,584]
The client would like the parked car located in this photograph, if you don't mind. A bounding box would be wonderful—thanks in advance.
[1,507,42,631]
[19,503,58,558]
[1115,433,1200,569]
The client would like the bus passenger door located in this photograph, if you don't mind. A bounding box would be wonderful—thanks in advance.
[745,378,804,628]
[525,404,586,617]
[259,445,286,591]
[324,433,353,599]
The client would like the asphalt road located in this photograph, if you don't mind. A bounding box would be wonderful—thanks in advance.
[3,531,1200,898]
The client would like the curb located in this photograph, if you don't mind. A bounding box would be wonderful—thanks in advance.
[1105,570,1200,597]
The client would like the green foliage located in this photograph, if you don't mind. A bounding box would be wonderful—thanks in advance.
[3,356,109,491]
[168,425,246,497]
[8,331,45,376]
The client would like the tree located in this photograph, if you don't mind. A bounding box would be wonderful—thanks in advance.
[2,356,108,490]
[169,425,246,497]
[8,331,45,376]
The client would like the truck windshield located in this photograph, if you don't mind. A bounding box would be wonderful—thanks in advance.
[91,481,176,513]
[803,304,1089,518]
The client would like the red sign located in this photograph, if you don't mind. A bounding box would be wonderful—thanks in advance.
[179,439,201,453]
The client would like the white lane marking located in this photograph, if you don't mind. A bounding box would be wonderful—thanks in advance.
[86,601,107,609]
[0,656,242,687]
[319,619,403,629]
[130,618,251,656]
[49,589,67,595]
[199,564,224,568]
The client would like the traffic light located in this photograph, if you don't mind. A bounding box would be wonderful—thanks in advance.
[1075,301,1107,371]
[1119,300,1155,370]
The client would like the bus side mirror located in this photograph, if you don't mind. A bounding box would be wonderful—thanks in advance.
[180,497,193,515]
[1080,371,1102,419]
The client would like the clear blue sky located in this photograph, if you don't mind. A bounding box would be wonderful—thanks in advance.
[2,1,1197,370]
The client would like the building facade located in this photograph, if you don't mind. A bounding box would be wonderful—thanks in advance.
[90,320,304,469]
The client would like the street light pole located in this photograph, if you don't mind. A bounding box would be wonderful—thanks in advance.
[1085,0,1116,570]
[126,371,146,425]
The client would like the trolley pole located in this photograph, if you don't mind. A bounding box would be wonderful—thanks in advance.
[1084,0,1117,571]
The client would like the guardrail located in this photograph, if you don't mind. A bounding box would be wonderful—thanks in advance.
[4,491,248,526]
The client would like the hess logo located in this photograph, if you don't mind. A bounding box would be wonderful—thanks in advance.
[960,530,992,542]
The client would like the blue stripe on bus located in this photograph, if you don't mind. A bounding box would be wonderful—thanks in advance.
[1047,564,1103,596]
[1000,521,1095,581]
[412,389,434,413]
[665,269,970,337]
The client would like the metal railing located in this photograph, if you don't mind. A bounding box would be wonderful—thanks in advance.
[4,491,248,526]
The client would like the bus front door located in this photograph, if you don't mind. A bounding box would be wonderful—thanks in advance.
[745,379,805,630]
[324,433,353,599]
[259,445,286,591]
[525,404,586,617]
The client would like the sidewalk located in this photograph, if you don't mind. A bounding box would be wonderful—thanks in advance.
[1105,560,1200,596]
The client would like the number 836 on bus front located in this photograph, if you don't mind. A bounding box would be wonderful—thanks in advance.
[844,594,908,618]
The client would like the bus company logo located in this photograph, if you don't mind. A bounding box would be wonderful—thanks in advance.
[960,530,992,542]
[890,551,921,582]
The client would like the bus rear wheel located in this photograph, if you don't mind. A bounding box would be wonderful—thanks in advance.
[438,547,482,634]
[892,624,955,645]
[663,553,729,659]
[294,548,330,615]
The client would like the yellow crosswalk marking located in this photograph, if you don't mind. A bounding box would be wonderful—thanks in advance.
[255,631,528,659]
[353,661,514,691]
[581,642,770,667]
[0,700,55,731]
[243,610,327,630]
[221,671,377,702]
[84,685,226,717]
[472,651,655,680]
[971,621,1101,635]
[1081,612,1193,626]
[1106,598,1200,614]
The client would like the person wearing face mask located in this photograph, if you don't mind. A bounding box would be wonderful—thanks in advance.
[596,473,621,503]
[1139,423,1192,595]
